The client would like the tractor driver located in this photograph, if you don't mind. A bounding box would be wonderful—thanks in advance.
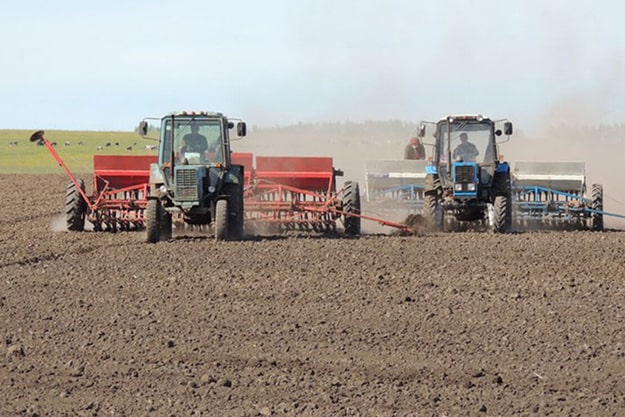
[180,123,208,155]
[452,133,479,162]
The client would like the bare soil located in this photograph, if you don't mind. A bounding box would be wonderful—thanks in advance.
[2,174,625,416]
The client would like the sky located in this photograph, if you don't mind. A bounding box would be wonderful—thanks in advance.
[1,0,624,133]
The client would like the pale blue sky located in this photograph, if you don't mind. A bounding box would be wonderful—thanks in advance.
[1,0,624,132]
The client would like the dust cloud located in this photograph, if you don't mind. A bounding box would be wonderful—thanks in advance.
[50,214,93,232]
[50,214,67,232]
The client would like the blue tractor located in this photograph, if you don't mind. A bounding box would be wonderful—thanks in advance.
[418,114,514,233]
[138,111,247,242]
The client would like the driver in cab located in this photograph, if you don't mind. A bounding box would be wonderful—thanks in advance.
[178,123,222,164]
[452,133,479,162]
[180,123,208,155]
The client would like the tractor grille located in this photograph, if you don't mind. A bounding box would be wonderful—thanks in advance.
[455,165,475,183]
[175,168,199,201]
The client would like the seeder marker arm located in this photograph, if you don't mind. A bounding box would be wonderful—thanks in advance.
[32,131,93,210]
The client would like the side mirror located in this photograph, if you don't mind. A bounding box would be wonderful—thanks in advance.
[418,123,426,137]
[138,120,148,136]
[237,122,247,137]
[227,121,234,129]
[495,129,502,136]
[504,122,513,136]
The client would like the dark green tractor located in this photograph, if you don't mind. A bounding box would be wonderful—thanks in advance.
[138,111,247,242]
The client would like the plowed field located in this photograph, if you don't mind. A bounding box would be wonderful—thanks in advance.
[2,174,625,416]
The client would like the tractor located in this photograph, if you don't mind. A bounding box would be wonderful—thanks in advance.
[138,111,247,242]
[417,114,514,233]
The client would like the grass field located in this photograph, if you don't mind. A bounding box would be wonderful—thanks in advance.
[0,129,157,174]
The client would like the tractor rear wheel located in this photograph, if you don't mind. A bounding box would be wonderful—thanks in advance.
[493,170,511,195]
[160,211,172,240]
[146,199,161,243]
[492,170,512,233]
[423,174,443,232]
[492,194,512,233]
[422,194,443,232]
[591,184,604,231]
[214,198,229,241]
[223,184,244,240]
[66,179,87,231]
[342,181,361,236]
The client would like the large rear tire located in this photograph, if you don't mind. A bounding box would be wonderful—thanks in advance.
[223,184,244,241]
[423,174,443,232]
[492,195,512,233]
[342,181,361,236]
[214,199,229,241]
[591,184,604,231]
[492,171,512,233]
[422,194,443,232]
[66,179,87,231]
[161,211,172,240]
[146,199,161,243]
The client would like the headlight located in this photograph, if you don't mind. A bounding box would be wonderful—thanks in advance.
[467,183,476,191]
[208,186,216,193]
[454,183,463,191]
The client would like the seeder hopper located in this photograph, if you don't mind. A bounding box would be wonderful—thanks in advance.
[512,161,605,230]
[364,159,428,214]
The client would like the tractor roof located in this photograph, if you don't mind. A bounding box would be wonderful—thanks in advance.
[164,111,225,119]
[439,114,493,123]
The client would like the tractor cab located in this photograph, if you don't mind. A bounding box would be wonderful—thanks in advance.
[420,115,512,199]
[160,115,227,167]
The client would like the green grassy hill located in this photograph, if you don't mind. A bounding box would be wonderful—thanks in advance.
[0,129,156,174]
